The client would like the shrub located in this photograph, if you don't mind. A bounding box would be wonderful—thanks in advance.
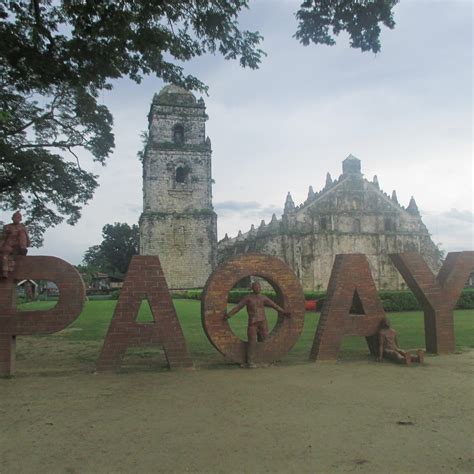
[86,289,110,296]
[457,289,474,309]
[110,289,121,300]
[168,288,474,311]
[378,291,421,312]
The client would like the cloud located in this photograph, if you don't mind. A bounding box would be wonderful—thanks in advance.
[214,200,282,239]
[215,200,280,217]
[214,201,262,212]
[440,209,474,224]
[422,208,474,252]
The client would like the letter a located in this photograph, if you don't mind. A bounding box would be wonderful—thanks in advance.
[390,251,474,354]
[97,256,192,371]
[310,254,385,361]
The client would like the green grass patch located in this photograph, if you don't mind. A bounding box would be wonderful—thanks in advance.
[17,300,474,363]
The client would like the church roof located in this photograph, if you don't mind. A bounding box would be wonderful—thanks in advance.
[153,84,197,106]
[158,84,194,97]
[219,156,427,245]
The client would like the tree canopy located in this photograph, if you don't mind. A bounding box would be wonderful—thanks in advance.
[1,0,398,244]
[82,222,139,276]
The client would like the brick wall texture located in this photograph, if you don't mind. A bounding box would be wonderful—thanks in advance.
[310,254,385,361]
[97,256,192,372]
[201,253,305,365]
[390,251,474,353]
[0,256,85,376]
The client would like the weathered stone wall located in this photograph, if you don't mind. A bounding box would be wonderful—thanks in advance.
[140,85,217,289]
[140,212,217,289]
[143,148,212,212]
[219,156,441,291]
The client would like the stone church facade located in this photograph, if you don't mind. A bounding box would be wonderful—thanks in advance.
[218,156,441,291]
[140,85,440,291]
[139,85,217,289]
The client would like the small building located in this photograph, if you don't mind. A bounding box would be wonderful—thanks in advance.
[89,273,124,291]
[16,279,38,301]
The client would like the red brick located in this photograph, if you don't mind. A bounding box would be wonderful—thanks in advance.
[96,256,192,372]
[201,253,305,365]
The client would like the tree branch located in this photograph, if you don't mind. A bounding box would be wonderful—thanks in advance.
[67,146,81,168]
[4,110,53,136]
[15,141,83,149]
[31,0,56,47]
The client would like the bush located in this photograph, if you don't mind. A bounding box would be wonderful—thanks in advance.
[172,288,474,312]
[86,289,110,296]
[378,291,421,312]
[457,289,474,309]
[88,294,112,301]
[110,289,121,300]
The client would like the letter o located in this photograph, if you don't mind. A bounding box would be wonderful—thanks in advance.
[201,254,305,365]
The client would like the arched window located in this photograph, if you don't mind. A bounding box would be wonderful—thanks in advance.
[175,166,187,183]
[352,198,361,210]
[173,124,184,145]
[353,219,361,233]
[384,217,396,232]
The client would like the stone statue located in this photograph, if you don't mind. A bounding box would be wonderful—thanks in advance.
[1,211,30,278]
[224,281,290,367]
[377,317,424,365]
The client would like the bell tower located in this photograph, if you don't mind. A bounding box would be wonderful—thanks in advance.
[139,85,217,289]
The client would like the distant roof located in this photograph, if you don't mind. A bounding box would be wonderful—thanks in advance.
[93,272,109,279]
[343,154,360,162]
[154,84,197,106]
[158,84,194,96]
[17,279,38,287]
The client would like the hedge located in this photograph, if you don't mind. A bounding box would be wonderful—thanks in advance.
[86,288,474,312]
[171,288,474,312]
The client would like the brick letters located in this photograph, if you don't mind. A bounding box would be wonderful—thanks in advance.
[96,256,192,371]
[202,254,305,365]
[310,254,385,361]
[390,251,474,353]
[0,256,85,376]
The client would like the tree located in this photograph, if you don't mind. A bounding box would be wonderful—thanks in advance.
[83,222,139,276]
[295,0,398,53]
[1,1,398,243]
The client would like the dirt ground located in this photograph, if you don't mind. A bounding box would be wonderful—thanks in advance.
[1,338,473,473]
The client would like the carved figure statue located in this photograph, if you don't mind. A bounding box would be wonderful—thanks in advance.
[224,281,290,367]
[377,317,424,365]
[1,211,30,278]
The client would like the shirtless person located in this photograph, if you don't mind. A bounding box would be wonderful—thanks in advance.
[224,281,291,367]
[1,211,31,278]
[377,317,424,365]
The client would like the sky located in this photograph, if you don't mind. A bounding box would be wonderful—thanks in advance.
[5,0,472,264]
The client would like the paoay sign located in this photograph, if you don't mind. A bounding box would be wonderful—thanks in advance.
[0,251,473,376]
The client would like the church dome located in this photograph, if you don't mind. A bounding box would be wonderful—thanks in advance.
[342,154,362,175]
[154,84,197,106]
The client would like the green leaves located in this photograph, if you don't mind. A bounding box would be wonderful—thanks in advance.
[295,0,398,53]
[83,223,139,277]
[1,1,397,243]
[0,1,265,242]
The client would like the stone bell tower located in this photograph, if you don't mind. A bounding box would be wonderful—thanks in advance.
[139,85,217,289]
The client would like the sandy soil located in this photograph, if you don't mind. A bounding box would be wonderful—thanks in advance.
[1,338,473,474]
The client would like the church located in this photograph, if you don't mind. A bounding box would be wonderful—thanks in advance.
[140,86,441,290]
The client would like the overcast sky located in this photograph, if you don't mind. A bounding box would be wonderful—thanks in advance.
[6,0,472,264]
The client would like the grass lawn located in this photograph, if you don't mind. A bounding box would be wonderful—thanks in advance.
[18,299,474,366]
